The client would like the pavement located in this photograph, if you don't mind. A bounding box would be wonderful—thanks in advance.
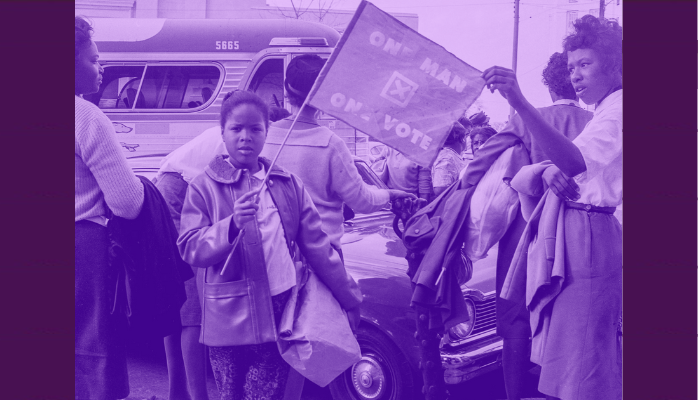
[122,333,544,400]
[122,334,330,400]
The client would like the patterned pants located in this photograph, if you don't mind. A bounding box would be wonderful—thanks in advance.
[209,290,291,400]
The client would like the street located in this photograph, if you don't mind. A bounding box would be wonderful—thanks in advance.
[123,334,544,400]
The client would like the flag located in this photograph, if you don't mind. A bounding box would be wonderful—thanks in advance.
[307,1,485,168]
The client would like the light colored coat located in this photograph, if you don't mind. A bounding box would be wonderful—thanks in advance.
[500,161,566,365]
[178,155,362,345]
[261,125,389,247]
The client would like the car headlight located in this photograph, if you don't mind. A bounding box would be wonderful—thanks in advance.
[447,298,475,341]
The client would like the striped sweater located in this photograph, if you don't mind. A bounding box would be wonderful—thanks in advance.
[75,95,143,222]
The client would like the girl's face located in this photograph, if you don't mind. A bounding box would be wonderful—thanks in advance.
[222,103,267,173]
[75,40,104,96]
[568,48,619,106]
[471,133,489,155]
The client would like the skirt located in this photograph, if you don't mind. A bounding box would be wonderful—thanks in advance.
[75,220,129,400]
[537,207,622,400]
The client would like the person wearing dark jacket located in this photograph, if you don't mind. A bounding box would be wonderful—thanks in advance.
[492,51,593,400]
[398,131,530,400]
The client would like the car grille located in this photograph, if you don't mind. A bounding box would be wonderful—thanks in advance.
[471,296,496,336]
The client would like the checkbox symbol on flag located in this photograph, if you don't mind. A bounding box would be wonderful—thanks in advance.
[380,71,419,108]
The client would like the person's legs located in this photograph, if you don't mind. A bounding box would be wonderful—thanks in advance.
[496,212,531,400]
[182,326,210,400]
[415,305,448,400]
[210,346,249,400]
[502,337,530,400]
[243,342,290,400]
[75,221,129,400]
[165,328,191,400]
[242,290,292,400]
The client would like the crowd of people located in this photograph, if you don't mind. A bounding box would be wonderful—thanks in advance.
[76,12,621,400]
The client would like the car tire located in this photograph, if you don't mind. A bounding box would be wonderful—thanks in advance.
[329,325,419,400]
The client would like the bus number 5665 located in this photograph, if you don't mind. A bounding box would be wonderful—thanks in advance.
[215,41,240,50]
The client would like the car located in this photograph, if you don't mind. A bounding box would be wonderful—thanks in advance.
[129,154,502,400]
[367,141,387,164]
[128,153,166,181]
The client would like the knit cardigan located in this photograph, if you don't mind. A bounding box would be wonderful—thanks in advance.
[260,125,390,247]
[75,96,143,222]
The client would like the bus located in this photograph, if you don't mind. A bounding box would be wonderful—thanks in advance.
[85,18,372,172]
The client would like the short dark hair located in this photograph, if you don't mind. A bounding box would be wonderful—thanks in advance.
[269,106,291,122]
[457,116,473,130]
[468,111,490,127]
[444,121,467,145]
[220,90,270,129]
[542,52,577,100]
[469,126,497,140]
[285,54,326,107]
[563,15,622,76]
[75,16,94,59]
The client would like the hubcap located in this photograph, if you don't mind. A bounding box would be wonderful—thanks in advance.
[351,354,387,399]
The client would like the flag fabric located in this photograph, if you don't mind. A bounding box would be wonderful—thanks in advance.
[306,1,485,168]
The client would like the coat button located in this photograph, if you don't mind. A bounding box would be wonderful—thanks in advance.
[585,204,591,211]
[419,313,427,321]
[414,228,420,234]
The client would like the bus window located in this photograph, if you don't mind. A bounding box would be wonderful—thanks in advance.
[86,65,146,109]
[136,65,220,109]
[88,64,221,110]
[248,58,284,109]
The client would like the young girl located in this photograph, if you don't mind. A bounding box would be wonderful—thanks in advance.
[177,90,362,400]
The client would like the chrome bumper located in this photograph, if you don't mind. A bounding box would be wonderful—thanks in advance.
[441,334,503,385]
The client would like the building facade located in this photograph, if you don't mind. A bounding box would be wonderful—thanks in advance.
[74,0,418,32]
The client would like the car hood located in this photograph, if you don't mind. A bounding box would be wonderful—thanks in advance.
[341,211,497,295]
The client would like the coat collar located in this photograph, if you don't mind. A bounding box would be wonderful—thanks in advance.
[552,99,580,107]
[205,155,290,184]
